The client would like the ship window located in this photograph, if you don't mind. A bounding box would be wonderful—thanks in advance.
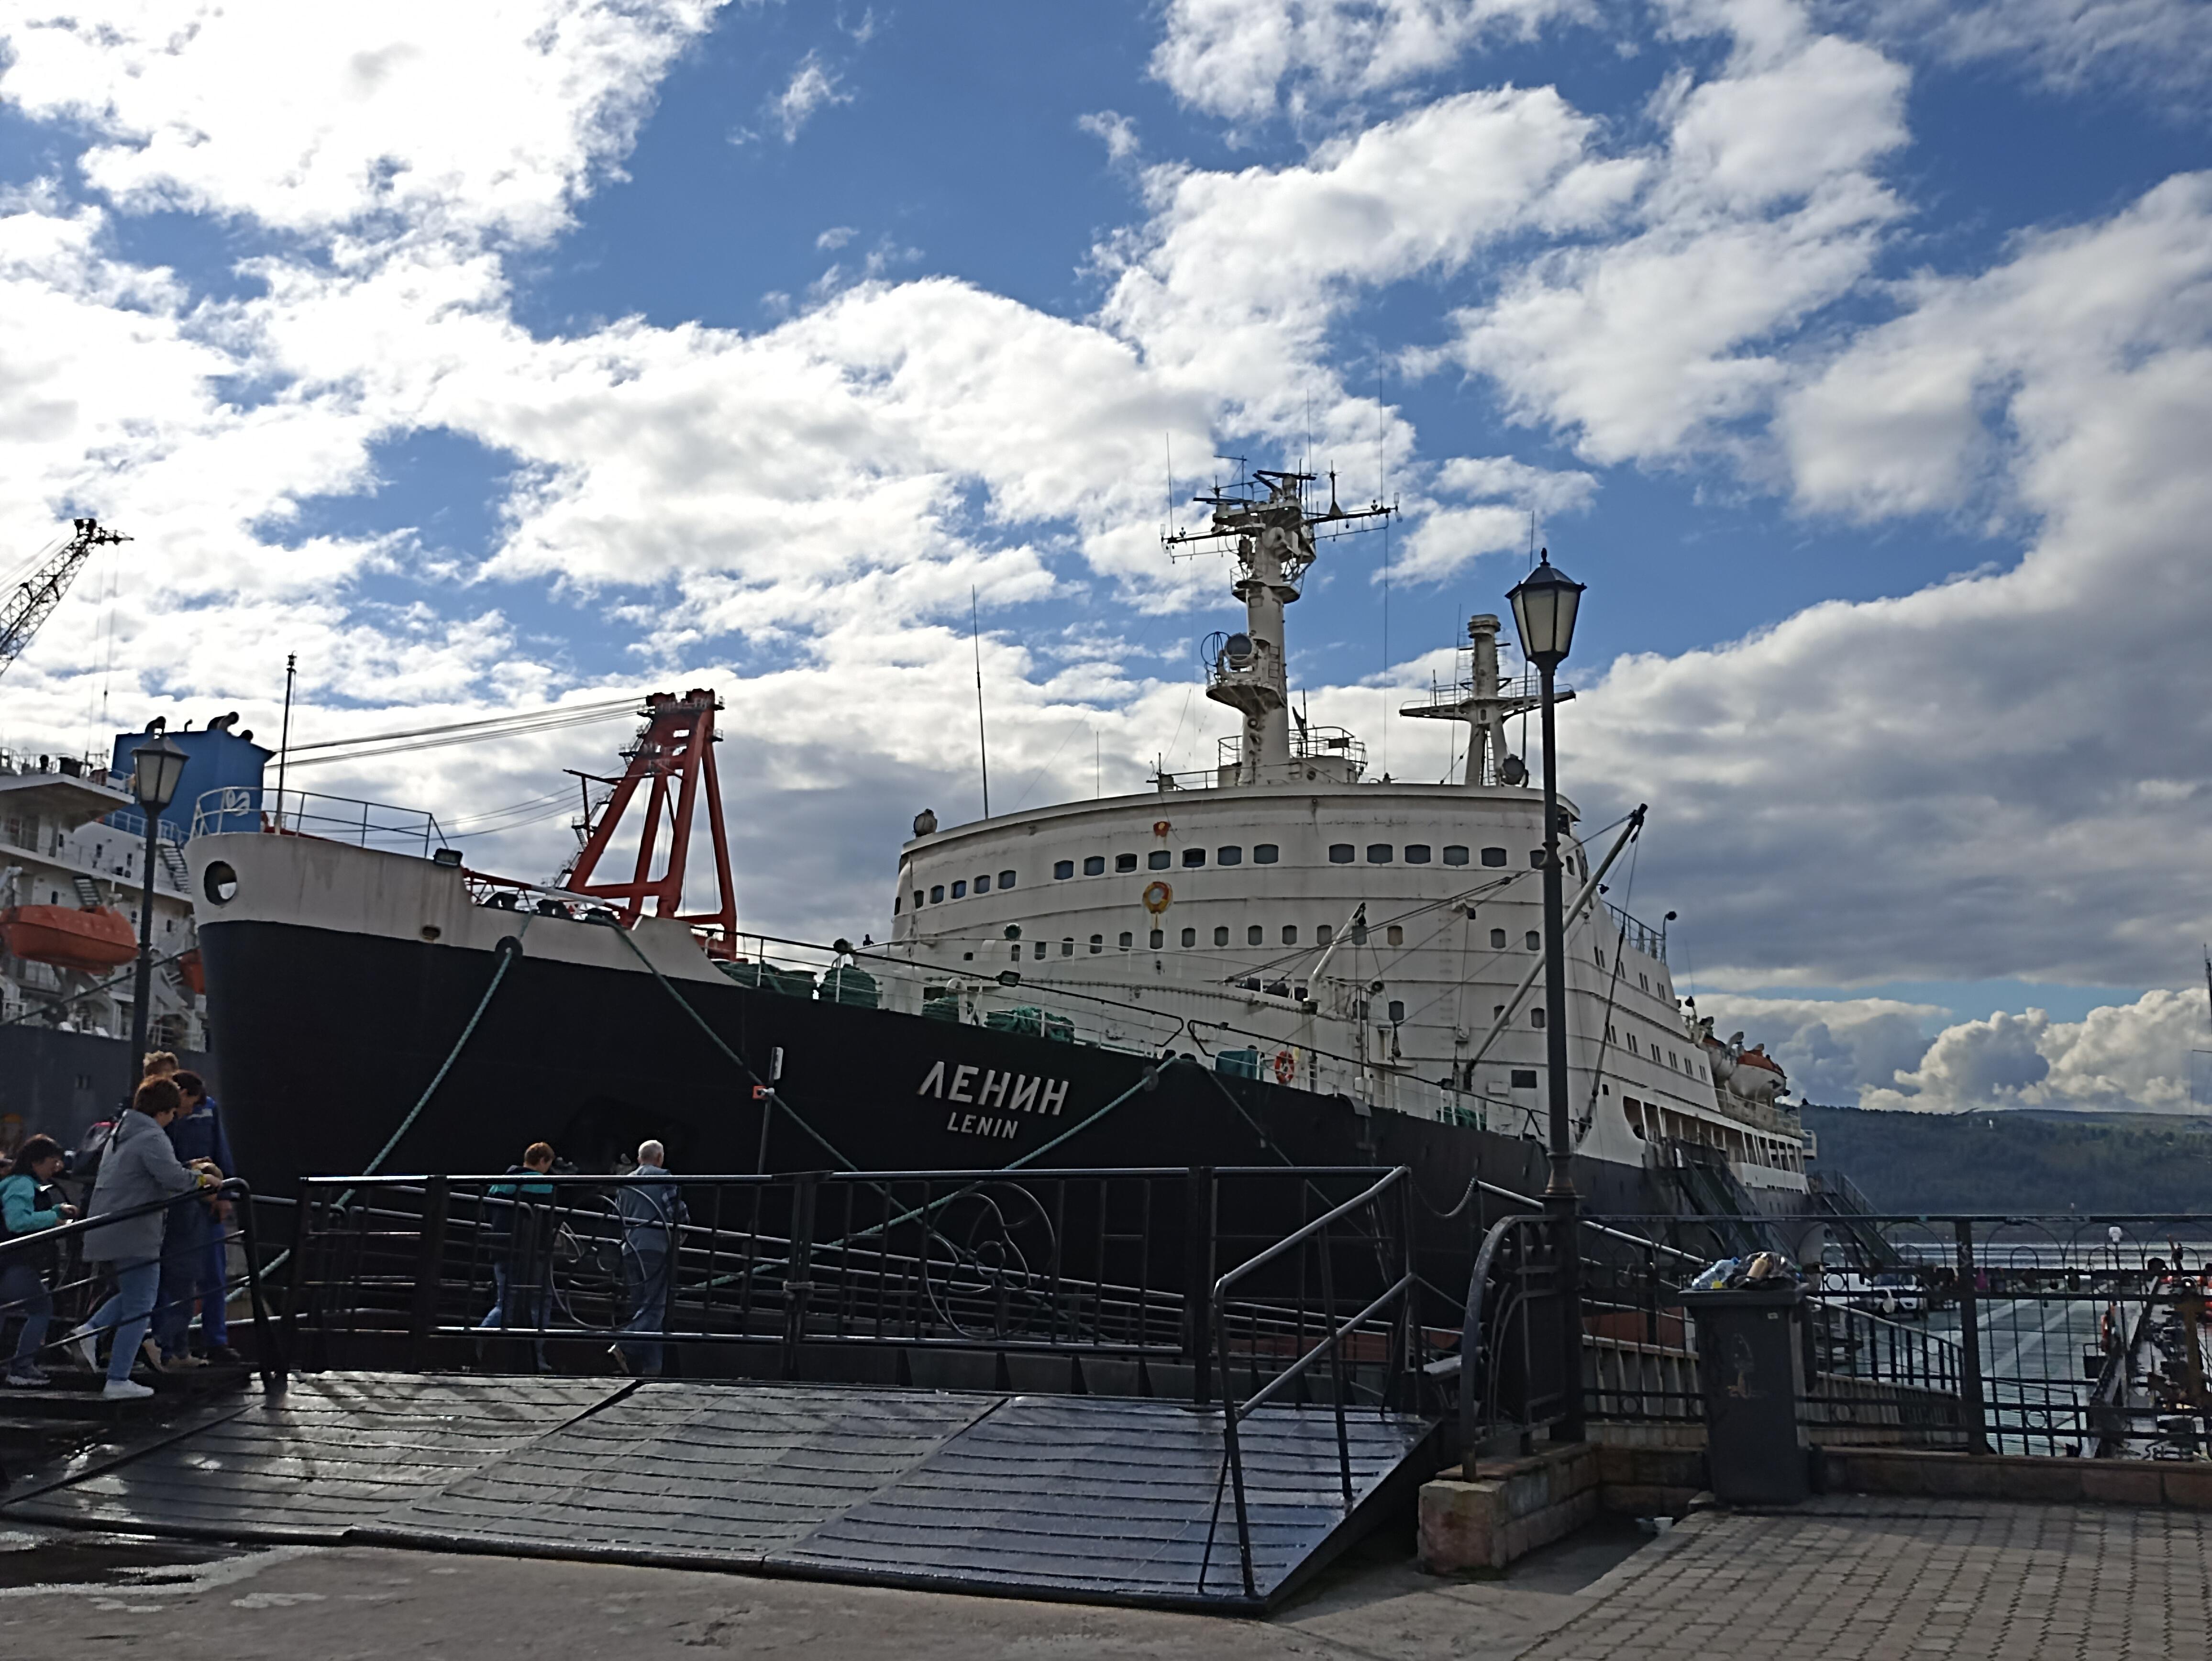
[1053,861,1073,880]
[1365,843,1392,864]
[893,895,901,914]
[930,885,945,903]
[1639,973,1649,991]
[1594,948,1604,967]
[1180,927,1196,948]
[1531,1007,1547,1029]
[1253,843,1279,864]
[1247,925,1263,945]
[1481,847,1506,867]
[1316,924,1333,946]
[1511,1069,1538,1089]
[1183,847,1206,867]
[1627,1034,1638,1054]
[1217,845,1242,866]
[201,861,238,906]
[951,880,966,898]
[1118,931,1133,949]
[999,870,1016,888]
[1328,844,1353,864]
[1116,853,1137,873]
[1529,850,1544,868]
[1386,925,1404,946]
[1083,855,1105,876]
[1011,944,1022,962]
[1404,844,1431,864]
[1150,929,1164,949]
[1033,941,1046,960]
[1061,938,1074,956]
[1490,928,1507,948]
[912,889,924,909]
[1443,845,1469,866]
[1090,935,1103,953]
[975,875,990,893]
[1148,850,1171,869]
[1281,925,1297,945]
[1526,930,1540,951]
[1213,926,1229,946]
[1387,999,1405,1023]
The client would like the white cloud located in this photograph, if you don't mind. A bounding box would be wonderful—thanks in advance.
[1150,0,1591,125]
[0,0,722,245]
[815,225,857,250]
[770,49,850,143]
[1824,0,2212,103]
[1077,110,1142,164]
[1689,992,1945,1106]
[1861,989,2206,1113]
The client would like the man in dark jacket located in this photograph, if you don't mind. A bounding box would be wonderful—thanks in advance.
[154,1072,237,1366]
[612,1141,686,1376]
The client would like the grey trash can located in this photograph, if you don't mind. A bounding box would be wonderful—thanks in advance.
[1682,1285,1810,1506]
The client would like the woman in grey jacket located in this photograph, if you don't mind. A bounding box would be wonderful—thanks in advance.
[69,1076,222,1399]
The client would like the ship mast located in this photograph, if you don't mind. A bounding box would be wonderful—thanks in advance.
[1165,468,1390,787]
[1399,613,1561,787]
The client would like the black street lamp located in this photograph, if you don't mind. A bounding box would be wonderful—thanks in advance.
[126,725,188,1085]
[1506,548,1586,1440]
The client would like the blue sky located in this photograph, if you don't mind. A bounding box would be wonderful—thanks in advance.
[2,0,2210,1111]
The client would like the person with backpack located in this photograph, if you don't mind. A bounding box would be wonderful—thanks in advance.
[66,1075,222,1399]
[477,1142,557,1368]
[153,1071,238,1367]
[1,1135,77,1388]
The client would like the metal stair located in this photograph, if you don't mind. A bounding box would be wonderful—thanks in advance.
[70,876,100,908]
[156,842,190,888]
[1808,1171,1903,1271]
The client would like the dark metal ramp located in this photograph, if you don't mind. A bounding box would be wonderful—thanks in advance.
[2,1373,1437,1609]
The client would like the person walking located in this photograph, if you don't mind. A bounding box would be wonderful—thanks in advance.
[0,1135,77,1388]
[67,1076,222,1400]
[153,1071,238,1367]
[478,1142,557,1368]
[612,1140,686,1376]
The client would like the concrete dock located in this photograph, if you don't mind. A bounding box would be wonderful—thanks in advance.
[2,1493,2203,1659]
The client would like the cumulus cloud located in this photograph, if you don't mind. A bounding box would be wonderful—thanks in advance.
[1150,0,1591,125]
[1861,989,2206,1113]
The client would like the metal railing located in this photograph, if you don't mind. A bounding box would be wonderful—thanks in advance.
[1210,1165,1419,1599]
[0,1178,285,1396]
[188,786,447,855]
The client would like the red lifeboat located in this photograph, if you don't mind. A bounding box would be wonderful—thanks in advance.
[177,946,206,996]
[0,905,138,973]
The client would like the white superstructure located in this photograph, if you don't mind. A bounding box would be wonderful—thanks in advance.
[886,471,1805,1195]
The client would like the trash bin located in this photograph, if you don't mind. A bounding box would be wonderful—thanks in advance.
[1682,1285,1809,1506]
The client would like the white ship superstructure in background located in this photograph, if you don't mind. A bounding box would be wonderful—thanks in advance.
[889,470,1806,1196]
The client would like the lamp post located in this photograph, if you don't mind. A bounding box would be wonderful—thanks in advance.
[126,726,188,1086]
[1506,548,1586,1441]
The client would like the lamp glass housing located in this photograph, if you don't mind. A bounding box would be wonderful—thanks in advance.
[1507,554,1585,668]
[130,733,188,814]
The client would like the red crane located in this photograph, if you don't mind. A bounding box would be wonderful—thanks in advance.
[560,688,737,955]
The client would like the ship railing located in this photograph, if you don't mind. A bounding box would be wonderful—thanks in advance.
[284,1167,1443,1419]
[1211,724,1368,775]
[103,806,188,847]
[189,786,448,855]
[0,1177,286,1395]
[1488,1208,2212,1463]
[1602,901,1666,961]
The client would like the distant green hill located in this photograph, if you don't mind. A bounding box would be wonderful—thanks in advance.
[1803,1104,2212,1216]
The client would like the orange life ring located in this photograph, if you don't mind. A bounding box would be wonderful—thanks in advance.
[1141,880,1173,915]
[1152,819,1172,837]
[1272,1050,1296,1085]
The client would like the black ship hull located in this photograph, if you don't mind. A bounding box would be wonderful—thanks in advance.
[198,917,1659,1223]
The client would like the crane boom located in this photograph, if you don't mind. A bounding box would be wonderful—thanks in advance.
[0,517,128,676]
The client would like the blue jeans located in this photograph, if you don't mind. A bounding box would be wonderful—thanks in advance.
[617,1244,671,1375]
[0,1260,52,1371]
[155,1206,230,1357]
[479,1259,551,1365]
[82,1257,162,1383]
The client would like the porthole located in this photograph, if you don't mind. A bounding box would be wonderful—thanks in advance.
[951,880,966,898]
[1529,850,1544,868]
[1443,845,1469,866]
[1182,848,1206,868]
[1281,924,1298,945]
[1480,847,1507,867]
[1247,925,1263,945]
[1116,853,1137,873]
[1083,855,1105,876]
[1531,1007,1547,1029]
[1089,934,1103,953]
[1217,846,1243,866]
[1150,929,1165,949]
[1061,938,1074,956]
[1213,926,1230,946]
[202,860,238,905]
[1118,931,1133,949]
[1180,927,1196,947]
[1490,928,1507,948]
[998,870,1017,889]
[1385,925,1403,946]
[1404,844,1431,864]
[930,885,945,903]
[1387,999,1405,1023]
[1328,844,1353,864]
[1253,844,1279,864]
[1148,850,1171,869]
[1316,924,1334,946]
[1053,861,1073,880]
[1366,843,1392,864]
[975,874,990,893]
[1526,930,1541,951]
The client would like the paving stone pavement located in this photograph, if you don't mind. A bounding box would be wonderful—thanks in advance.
[1518,1496,2212,1661]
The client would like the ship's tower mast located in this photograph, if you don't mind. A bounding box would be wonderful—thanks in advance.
[1399,613,1556,786]
[1167,468,1390,787]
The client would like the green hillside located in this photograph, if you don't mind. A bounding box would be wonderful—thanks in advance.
[1803,1104,2212,1216]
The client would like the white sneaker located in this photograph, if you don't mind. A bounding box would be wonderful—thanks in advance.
[66,1326,99,1373]
[102,1378,154,1401]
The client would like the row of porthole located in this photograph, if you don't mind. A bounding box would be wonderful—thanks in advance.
[1009,920,1546,957]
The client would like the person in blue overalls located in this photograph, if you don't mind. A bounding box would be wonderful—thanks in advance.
[154,1070,238,1367]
